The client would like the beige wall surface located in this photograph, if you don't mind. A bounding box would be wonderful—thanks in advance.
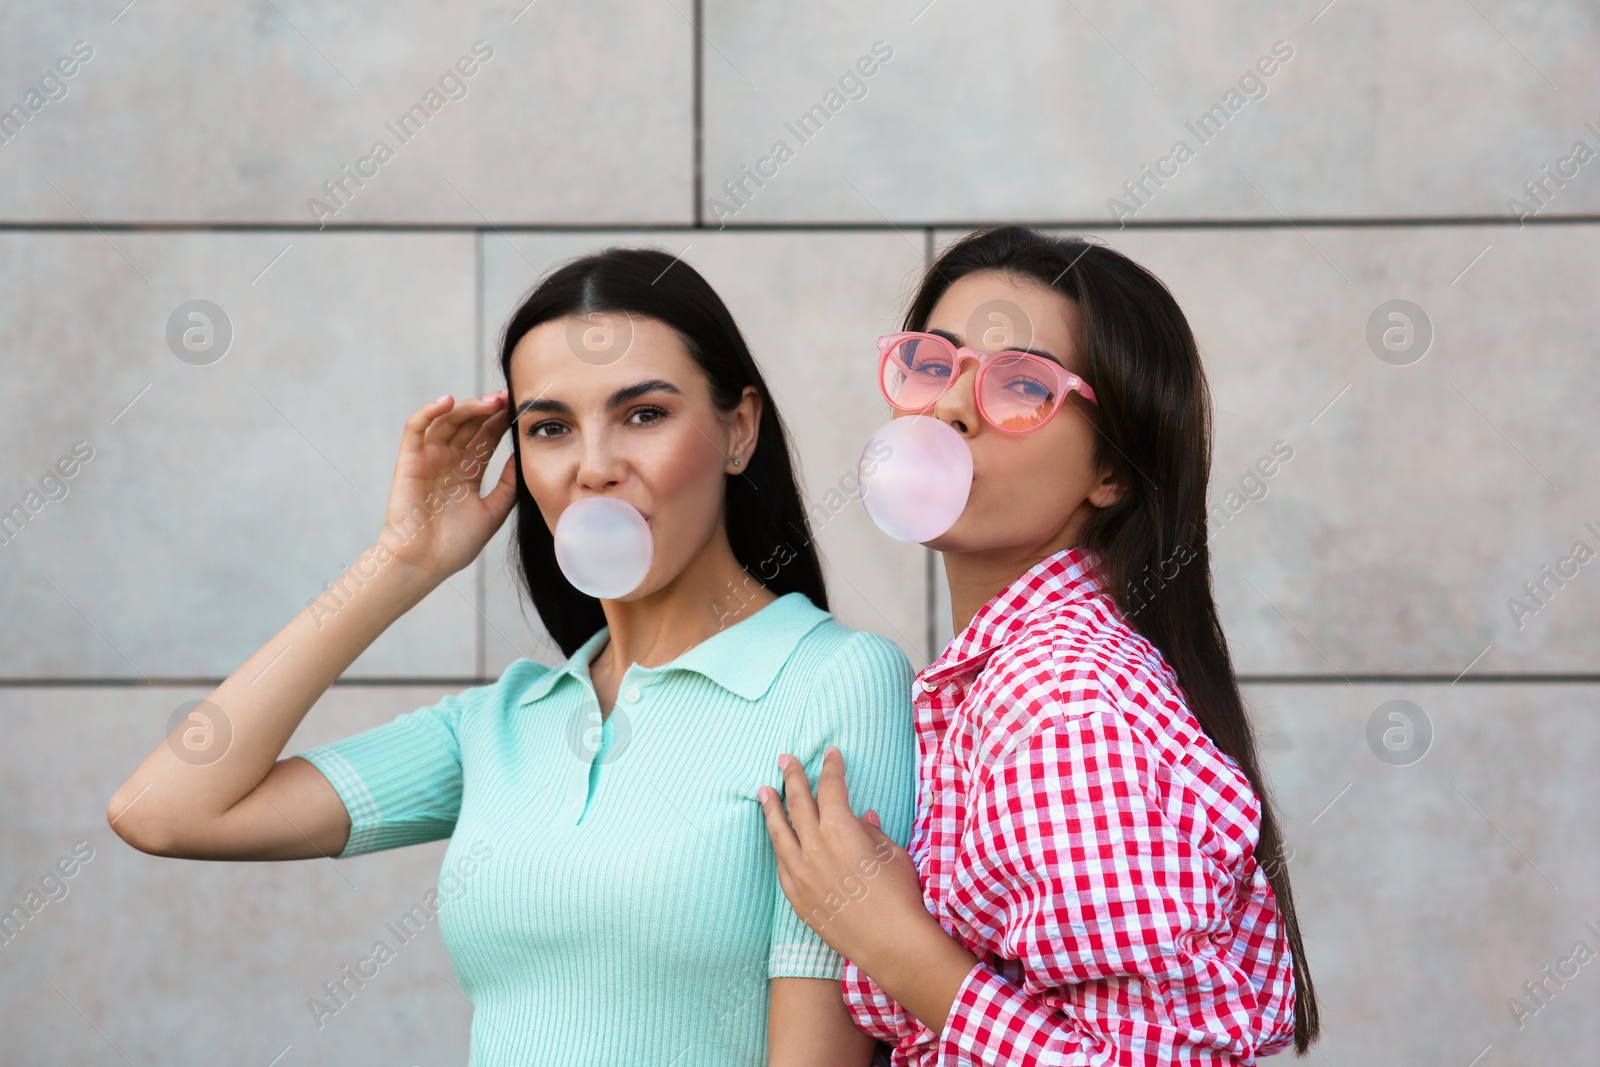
[2,1,1595,1064]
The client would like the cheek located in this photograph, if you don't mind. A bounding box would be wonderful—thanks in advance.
[1043,412,1101,485]
[516,455,562,524]
[982,445,1064,510]
[640,423,724,497]
[636,427,729,549]
[972,425,1094,514]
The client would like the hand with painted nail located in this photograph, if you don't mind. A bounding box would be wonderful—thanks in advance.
[758,746,929,969]
[379,389,517,579]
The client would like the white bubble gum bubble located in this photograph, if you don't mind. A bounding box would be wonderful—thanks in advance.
[858,415,973,543]
[553,496,654,599]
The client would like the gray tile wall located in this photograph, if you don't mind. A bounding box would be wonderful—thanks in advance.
[2,1,1594,1063]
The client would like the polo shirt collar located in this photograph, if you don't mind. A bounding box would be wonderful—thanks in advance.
[921,545,1106,686]
[514,590,831,707]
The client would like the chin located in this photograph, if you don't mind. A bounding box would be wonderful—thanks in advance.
[617,575,663,602]
[920,523,969,552]
[925,514,1030,555]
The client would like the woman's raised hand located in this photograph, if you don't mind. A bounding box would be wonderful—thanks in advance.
[378,390,519,580]
[104,389,519,863]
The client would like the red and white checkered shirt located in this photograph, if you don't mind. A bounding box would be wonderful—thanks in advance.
[842,545,1297,1065]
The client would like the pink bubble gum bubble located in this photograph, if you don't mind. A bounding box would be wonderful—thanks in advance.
[554,496,654,599]
[858,415,973,543]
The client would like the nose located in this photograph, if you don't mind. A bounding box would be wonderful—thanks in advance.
[574,424,627,491]
[929,349,982,438]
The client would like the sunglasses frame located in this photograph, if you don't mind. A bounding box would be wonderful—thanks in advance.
[876,331,1098,435]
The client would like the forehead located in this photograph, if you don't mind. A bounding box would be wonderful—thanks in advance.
[926,270,1079,355]
[509,313,700,395]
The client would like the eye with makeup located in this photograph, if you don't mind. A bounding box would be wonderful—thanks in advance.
[905,351,950,380]
[994,363,1054,403]
[522,404,670,439]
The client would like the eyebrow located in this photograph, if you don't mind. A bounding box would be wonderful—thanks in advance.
[514,378,682,420]
[927,327,1064,367]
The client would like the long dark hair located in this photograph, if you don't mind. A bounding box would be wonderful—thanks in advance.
[496,247,828,657]
[906,226,1319,1055]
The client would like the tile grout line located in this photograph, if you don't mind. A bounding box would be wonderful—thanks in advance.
[3,215,1599,234]
[474,227,487,681]
[6,675,1600,688]
[691,0,703,227]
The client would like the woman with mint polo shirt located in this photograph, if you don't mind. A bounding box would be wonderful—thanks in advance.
[107,247,918,1067]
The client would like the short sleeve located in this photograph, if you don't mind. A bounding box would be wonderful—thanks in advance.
[768,630,918,981]
[291,686,478,859]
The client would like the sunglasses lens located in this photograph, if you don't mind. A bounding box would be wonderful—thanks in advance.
[882,338,953,410]
[980,355,1058,432]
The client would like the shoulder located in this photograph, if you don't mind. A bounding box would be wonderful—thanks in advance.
[445,656,560,727]
[975,597,1263,868]
[782,607,914,688]
[778,617,914,732]
[983,596,1184,735]
[973,595,1224,785]
[491,656,558,699]
[294,661,557,772]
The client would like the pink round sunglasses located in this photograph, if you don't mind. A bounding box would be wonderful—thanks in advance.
[876,331,1098,434]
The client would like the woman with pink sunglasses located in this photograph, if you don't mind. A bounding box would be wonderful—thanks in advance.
[759,226,1321,1065]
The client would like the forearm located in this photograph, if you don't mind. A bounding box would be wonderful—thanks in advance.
[855,927,1103,1066]
[853,911,982,1037]
[108,541,437,836]
[767,976,879,1067]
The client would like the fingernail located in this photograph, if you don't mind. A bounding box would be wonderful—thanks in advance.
[778,754,791,770]
[827,745,839,757]
[757,786,770,802]
[436,393,452,404]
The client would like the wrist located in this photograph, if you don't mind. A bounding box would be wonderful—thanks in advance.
[385,551,445,598]
[857,911,983,1038]
[367,528,443,580]
[856,907,970,986]
[340,539,441,612]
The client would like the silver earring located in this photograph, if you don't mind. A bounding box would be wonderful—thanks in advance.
[731,457,741,469]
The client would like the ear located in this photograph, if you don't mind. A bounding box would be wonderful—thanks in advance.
[1087,465,1126,510]
[726,385,763,469]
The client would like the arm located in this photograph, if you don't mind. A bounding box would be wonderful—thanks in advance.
[852,705,1249,1066]
[767,977,878,1067]
[106,391,516,859]
[763,630,920,1064]
[761,772,983,1051]
[883,710,1241,1067]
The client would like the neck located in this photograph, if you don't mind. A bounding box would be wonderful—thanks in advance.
[941,521,1083,634]
[591,521,776,673]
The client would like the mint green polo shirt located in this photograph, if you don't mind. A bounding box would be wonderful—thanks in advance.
[291,591,917,1067]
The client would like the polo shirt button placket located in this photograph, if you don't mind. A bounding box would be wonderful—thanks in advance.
[561,672,654,828]
[560,696,593,825]
[561,683,615,829]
